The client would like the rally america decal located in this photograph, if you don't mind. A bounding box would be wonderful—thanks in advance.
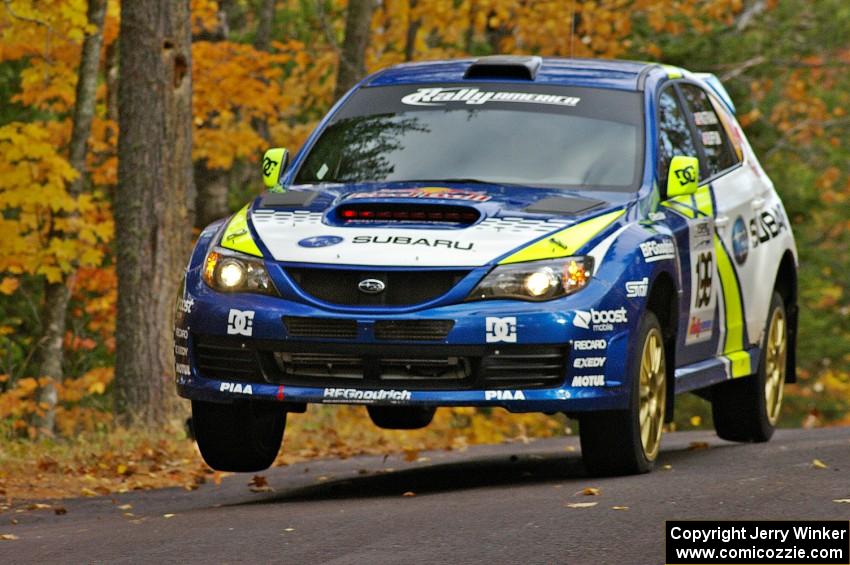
[401,87,580,108]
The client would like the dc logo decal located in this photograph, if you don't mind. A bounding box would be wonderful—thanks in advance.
[486,316,517,343]
[694,252,713,308]
[227,309,255,336]
[674,164,697,185]
[298,235,344,248]
[732,216,749,265]
[262,156,278,177]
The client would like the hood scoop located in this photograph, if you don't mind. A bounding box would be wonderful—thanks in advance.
[524,196,604,216]
[331,202,480,225]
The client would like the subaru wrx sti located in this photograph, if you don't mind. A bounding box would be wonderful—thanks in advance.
[175,56,798,475]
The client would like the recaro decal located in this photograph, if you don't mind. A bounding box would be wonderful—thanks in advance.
[221,205,262,257]
[500,209,625,265]
[401,87,580,108]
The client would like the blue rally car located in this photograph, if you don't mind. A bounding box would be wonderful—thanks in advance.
[175,56,798,475]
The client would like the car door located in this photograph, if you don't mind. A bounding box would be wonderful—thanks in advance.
[655,85,720,367]
[678,82,766,377]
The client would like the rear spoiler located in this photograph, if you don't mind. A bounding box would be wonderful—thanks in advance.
[693,72,736,115]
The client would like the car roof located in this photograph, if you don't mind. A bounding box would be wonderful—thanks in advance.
[364,57,662,91]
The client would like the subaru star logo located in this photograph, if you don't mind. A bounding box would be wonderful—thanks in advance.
[358,278,385,294]
[298,235,344,248]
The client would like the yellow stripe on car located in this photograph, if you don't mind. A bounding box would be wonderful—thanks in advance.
[724,350,752,379]
[714,236,746,359]
[499,209,625,265]
[220,205,263,257]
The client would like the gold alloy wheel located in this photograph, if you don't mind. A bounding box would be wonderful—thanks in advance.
[764,308,787,425]
[638,328,666,461]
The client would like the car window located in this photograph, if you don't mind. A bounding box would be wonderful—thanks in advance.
[657,88,698,188]
[708,94,745,163]
[294,84,645,192]
[679,84,738,176]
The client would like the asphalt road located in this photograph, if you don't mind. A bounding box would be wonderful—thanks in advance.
[3,427,849,564]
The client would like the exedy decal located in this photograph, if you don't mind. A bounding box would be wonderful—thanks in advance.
[352,235,474,251]
[401,87,580,108]
[346,187,490,202]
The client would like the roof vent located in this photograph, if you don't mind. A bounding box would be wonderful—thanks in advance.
[464,56,542,81]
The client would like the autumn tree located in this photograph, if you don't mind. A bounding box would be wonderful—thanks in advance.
[115,0,195,425]
[33,0,108,434]
[334,0,376,100]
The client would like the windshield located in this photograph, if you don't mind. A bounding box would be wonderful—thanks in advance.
[294,84,644,191]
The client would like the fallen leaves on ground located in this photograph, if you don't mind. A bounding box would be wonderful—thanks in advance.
[0,406,569,501]
[0,534,19,540]
[402,491,416,497]
[565,502,598,509]
[688,441,710,451]
[811,458,828,469]
[578,487,600,496]
[833,499,850,504]
[611,506,629,510]
[248,475,273,493]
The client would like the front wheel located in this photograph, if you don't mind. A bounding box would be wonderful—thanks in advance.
[712,291,787,442]
[192,399,286,472]
[579,311,667,476]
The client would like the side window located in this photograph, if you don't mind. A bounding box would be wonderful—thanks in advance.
[657,88,698,189]
[679,84,738,177]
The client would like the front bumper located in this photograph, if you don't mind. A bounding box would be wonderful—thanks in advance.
[175,275,637,413]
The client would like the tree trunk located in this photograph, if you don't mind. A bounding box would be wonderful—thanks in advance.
[404,0,420,62]
[33,0,107,435]
[254,0,275,52]
[115,0,195,426]
[194,162,230,227]
[333,0,375,101]
[250,0,276,143]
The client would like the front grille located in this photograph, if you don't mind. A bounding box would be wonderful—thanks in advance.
[192,335,568,391]
[480,348,569,388]
[283,317,357,339]
[286,268,469,306]
[374,320,454,341]
[193,337,262,381]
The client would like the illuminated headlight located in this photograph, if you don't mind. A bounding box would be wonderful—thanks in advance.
[203,247,278,296]
[467,257,594,301]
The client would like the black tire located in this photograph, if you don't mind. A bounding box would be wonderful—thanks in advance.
[367,406,436,430]
[580,311,666,476]
[712,291,786,443]
[192,399,286,472]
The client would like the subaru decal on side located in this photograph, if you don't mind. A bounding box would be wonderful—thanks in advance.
[175,56,798,476]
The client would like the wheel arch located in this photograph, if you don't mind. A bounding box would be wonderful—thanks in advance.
[773,250,798,383]
[646,270,678,422]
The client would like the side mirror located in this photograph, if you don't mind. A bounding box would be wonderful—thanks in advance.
[261,148,289,189]
[666,155,699,198]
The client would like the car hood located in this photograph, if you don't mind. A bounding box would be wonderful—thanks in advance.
[248,182,632,267]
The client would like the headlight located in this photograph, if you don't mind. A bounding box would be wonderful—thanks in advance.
[466,257,594,301]
[203,247,278,296]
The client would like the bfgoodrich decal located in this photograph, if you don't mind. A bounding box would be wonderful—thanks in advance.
[323,388,411,403]
[640,239,676,262]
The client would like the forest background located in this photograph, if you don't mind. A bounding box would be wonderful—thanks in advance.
[0,0,848,498]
